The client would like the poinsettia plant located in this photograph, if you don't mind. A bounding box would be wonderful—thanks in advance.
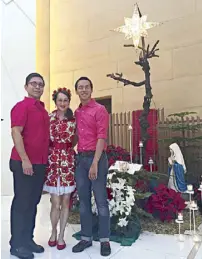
[145,184,186,222]
[106,145,132,167]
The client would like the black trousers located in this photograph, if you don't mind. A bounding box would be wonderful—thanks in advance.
[9,159,46,248]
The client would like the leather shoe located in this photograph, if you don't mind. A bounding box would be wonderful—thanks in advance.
[72,240,92,253]
[26,240,44,253]
[10,246,34,259]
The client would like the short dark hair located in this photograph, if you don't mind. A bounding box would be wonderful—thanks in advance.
[74,76,93,90]
[25,72,45,86]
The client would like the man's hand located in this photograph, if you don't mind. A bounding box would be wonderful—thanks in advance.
[22,159,34,176]
[89,162,98,180]
[11,126,33,175]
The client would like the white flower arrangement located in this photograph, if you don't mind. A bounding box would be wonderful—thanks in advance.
[91,163,136,228]
[109,177,135,227]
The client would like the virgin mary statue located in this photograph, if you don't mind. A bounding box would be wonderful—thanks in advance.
[168,143,187,192]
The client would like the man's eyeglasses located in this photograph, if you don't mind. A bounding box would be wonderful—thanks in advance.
[29,81,45,88]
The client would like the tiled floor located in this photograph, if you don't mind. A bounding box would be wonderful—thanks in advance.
[1,195,201,259]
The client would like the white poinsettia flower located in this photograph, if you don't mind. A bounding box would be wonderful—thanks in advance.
[109,199,116,208]
[125,210,130,216]
[115,192,123,201]
[119,206,125,215]
[111,179,126,190]
[91,193,98,214]
[107,172,116,180]
[125,205,132,215]
[117,177,126,186]
[118,217,128,227]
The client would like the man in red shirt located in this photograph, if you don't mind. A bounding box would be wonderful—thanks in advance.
[72,77,111,256]
[9,73,49,259]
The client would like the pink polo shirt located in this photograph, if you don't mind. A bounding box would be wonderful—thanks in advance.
[75,99,109,152]
[10,97,50,164]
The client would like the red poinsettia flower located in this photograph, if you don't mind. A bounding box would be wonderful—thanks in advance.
[108,158,115,166]
[107,187,113,200]
[146,184,186,222]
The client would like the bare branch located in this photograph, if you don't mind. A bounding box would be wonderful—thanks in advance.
[138,40,160,60]
[106,73,145,87]
[124,44,135,48]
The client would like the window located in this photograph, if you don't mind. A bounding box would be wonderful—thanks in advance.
[95,97,112,114]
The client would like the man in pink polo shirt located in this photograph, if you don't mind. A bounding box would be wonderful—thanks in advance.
[9,73,49,259]
[72,77,111,257]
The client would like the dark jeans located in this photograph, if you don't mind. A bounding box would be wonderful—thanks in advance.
[75,152,110,242]
[9,159,46,248]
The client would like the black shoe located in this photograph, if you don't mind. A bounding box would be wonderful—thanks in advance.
[10,247,34,259]
[100,242,111,256]
[26,240,44,253]
[72,240,92,253]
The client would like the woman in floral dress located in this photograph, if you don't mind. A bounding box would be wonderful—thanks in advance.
[43,87,76,250]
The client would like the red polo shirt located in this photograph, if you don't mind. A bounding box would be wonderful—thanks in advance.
[75,99,109,152]
[10,97,50,164]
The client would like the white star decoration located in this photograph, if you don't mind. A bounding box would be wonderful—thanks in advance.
[114,5,159,48]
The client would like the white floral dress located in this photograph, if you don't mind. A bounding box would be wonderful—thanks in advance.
[43,111,76,195]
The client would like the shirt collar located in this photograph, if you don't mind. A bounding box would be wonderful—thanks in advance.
[52,110,68,121]
[78,99,96,109]
[24,97,45,107]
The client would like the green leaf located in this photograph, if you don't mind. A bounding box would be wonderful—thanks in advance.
[135,207,153,218]
[134,192,152,199]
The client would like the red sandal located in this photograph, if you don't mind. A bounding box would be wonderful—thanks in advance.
[57,241,66,250]
[48,239,57,247]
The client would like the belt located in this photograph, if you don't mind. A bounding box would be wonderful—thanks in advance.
[78,151,95,157]
[50,142,72,150]
[78,151,106,157]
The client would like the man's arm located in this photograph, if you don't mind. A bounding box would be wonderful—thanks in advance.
[11,103,33,175]
[92,139,105,164]
[11,127,29,161]
[92,106,109,164]
[89,106,109,180]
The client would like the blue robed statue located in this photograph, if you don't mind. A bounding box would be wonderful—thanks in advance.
[168,143,187,192]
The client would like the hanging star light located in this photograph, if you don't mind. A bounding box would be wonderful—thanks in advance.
[114,4,160,48]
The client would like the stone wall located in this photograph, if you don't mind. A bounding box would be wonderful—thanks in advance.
[1,0,36,195]
[36,0,202,116]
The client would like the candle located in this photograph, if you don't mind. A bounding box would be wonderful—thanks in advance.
[178,213,183,221]
[139,141,143,148]
[148,158,154,172]
[187,184,193,191]
[190,201,197,208]
[148,158,153,165]
[128,125,132,130]
[200,182,202,189]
